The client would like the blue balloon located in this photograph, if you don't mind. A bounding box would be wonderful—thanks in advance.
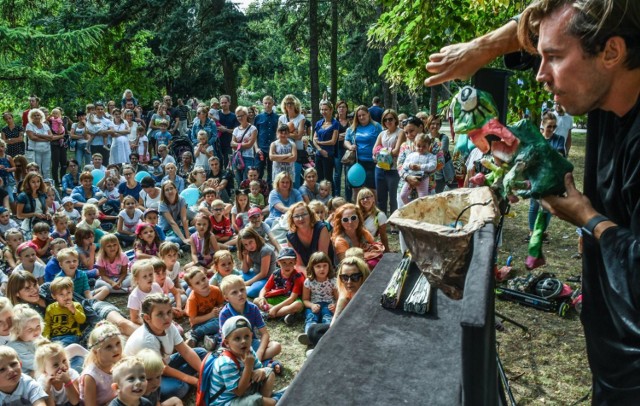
[135,171,152,182]
[91,169,104,186]
[347,163,366,188]
[180,188,200,206]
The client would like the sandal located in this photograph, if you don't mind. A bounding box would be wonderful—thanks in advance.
[266,359,283,375]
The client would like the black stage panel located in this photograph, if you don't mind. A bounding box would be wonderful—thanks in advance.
[281,224,497,405]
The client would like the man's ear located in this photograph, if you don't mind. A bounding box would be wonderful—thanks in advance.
[602,36,627,69]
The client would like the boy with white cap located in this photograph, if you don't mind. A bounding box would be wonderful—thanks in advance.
[209,316,276,406]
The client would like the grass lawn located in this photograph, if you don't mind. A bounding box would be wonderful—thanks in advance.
[112,131,591,405]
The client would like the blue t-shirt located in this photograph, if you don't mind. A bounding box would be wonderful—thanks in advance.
[219,301,266,337]
[254,111,280,152]
[368,105,384,123]
[44,257,62,283]
[118,181,142,201]
[345,122,383,162]
[314,118,339,155]
[218,112,238,146]
[155,131,172,146]
[267,189,302,220]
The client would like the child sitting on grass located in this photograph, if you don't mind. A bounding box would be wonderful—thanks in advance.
[209,250,243,287]
[30,222,53,263]
[44,238,68,283]
[7,304,44,376]
[128,259,163,326]
[108,356,151,406]
[13,242,45,285]
[149,257,184,318]
[254,248,304,325]
[0,346,48,405]
[34,342,80,406]
[55,247,109,301]
[43,277,86,345]
[219,275,282,374]
[184,268,225,350]
[209,316,277,406]
[137,349,182,406]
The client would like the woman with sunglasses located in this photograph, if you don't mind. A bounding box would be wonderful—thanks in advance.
[527,112,567,242]
[331,203,374,262]
[190,107,218,152]
[301,256,370,348]
[1,112,25,157]
[373,109,404,217]
[344,106,383,199]
[118,164,143,208]
[286,202,332,269]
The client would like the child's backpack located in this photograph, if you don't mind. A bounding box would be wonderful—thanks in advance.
[196,349,240,406]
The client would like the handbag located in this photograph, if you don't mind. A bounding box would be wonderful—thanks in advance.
[229,126,251,171]
[363,241,385,269]
[341,135,357,165]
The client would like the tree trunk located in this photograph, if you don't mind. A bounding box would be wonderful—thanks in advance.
[330,0,338,107]
[410,92,419,113]
[309,0,320,123]
[221,57,238,110]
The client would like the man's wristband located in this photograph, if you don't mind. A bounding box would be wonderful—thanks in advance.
[581,215,609,237]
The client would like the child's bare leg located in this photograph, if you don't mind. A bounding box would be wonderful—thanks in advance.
[275,301,303,318]
[85,135,95,153]
[260,372,276,403]
[92,286,110,301]
[64,343,88,359]
[161,397,184,406]
[262,340,281,361]
[107,311,138,336]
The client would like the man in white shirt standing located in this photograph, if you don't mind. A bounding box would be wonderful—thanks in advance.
[553,102,573,155]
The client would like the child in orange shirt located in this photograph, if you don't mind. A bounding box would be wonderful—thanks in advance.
[184,268,225,350]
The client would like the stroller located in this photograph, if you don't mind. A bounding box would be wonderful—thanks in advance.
[171,135,194,161]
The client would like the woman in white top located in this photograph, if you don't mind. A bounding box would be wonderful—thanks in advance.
[25,109,56,180]
[278,94,306,188]
[356,187,390,252]
[138,176,161,210]
[373,109,405,216]
[231,106,257,185]
[109,109,131,165]
[70,111,91,168]
[124,109,139,151]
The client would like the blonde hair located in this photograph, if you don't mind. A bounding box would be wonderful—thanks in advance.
[84,321,121,368]
[137,348,164,376]
[131,259,153,287]
[112,356,145,383]
[82,203,98,218]
[35,342,66,373]
[0,346,18,362]
[56,247,78,263]
[344,247,365,260]
[97,234,123,262]
[213,250,233,267]
[11,304,43,340]
[0,297,12,315]
[50,276,74,296]
[220,275,245,296]
[336,257,370,296]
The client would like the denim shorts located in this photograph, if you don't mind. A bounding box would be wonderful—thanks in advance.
[92,300,123,320]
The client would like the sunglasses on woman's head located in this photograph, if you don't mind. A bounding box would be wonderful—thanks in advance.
[339,272,363,283]
[342,215,358,223]
[401,116,415,127]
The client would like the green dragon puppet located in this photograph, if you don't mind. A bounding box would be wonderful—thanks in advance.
[450,86,573,269]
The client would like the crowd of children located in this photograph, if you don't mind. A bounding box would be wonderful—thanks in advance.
[0,93,411,406]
